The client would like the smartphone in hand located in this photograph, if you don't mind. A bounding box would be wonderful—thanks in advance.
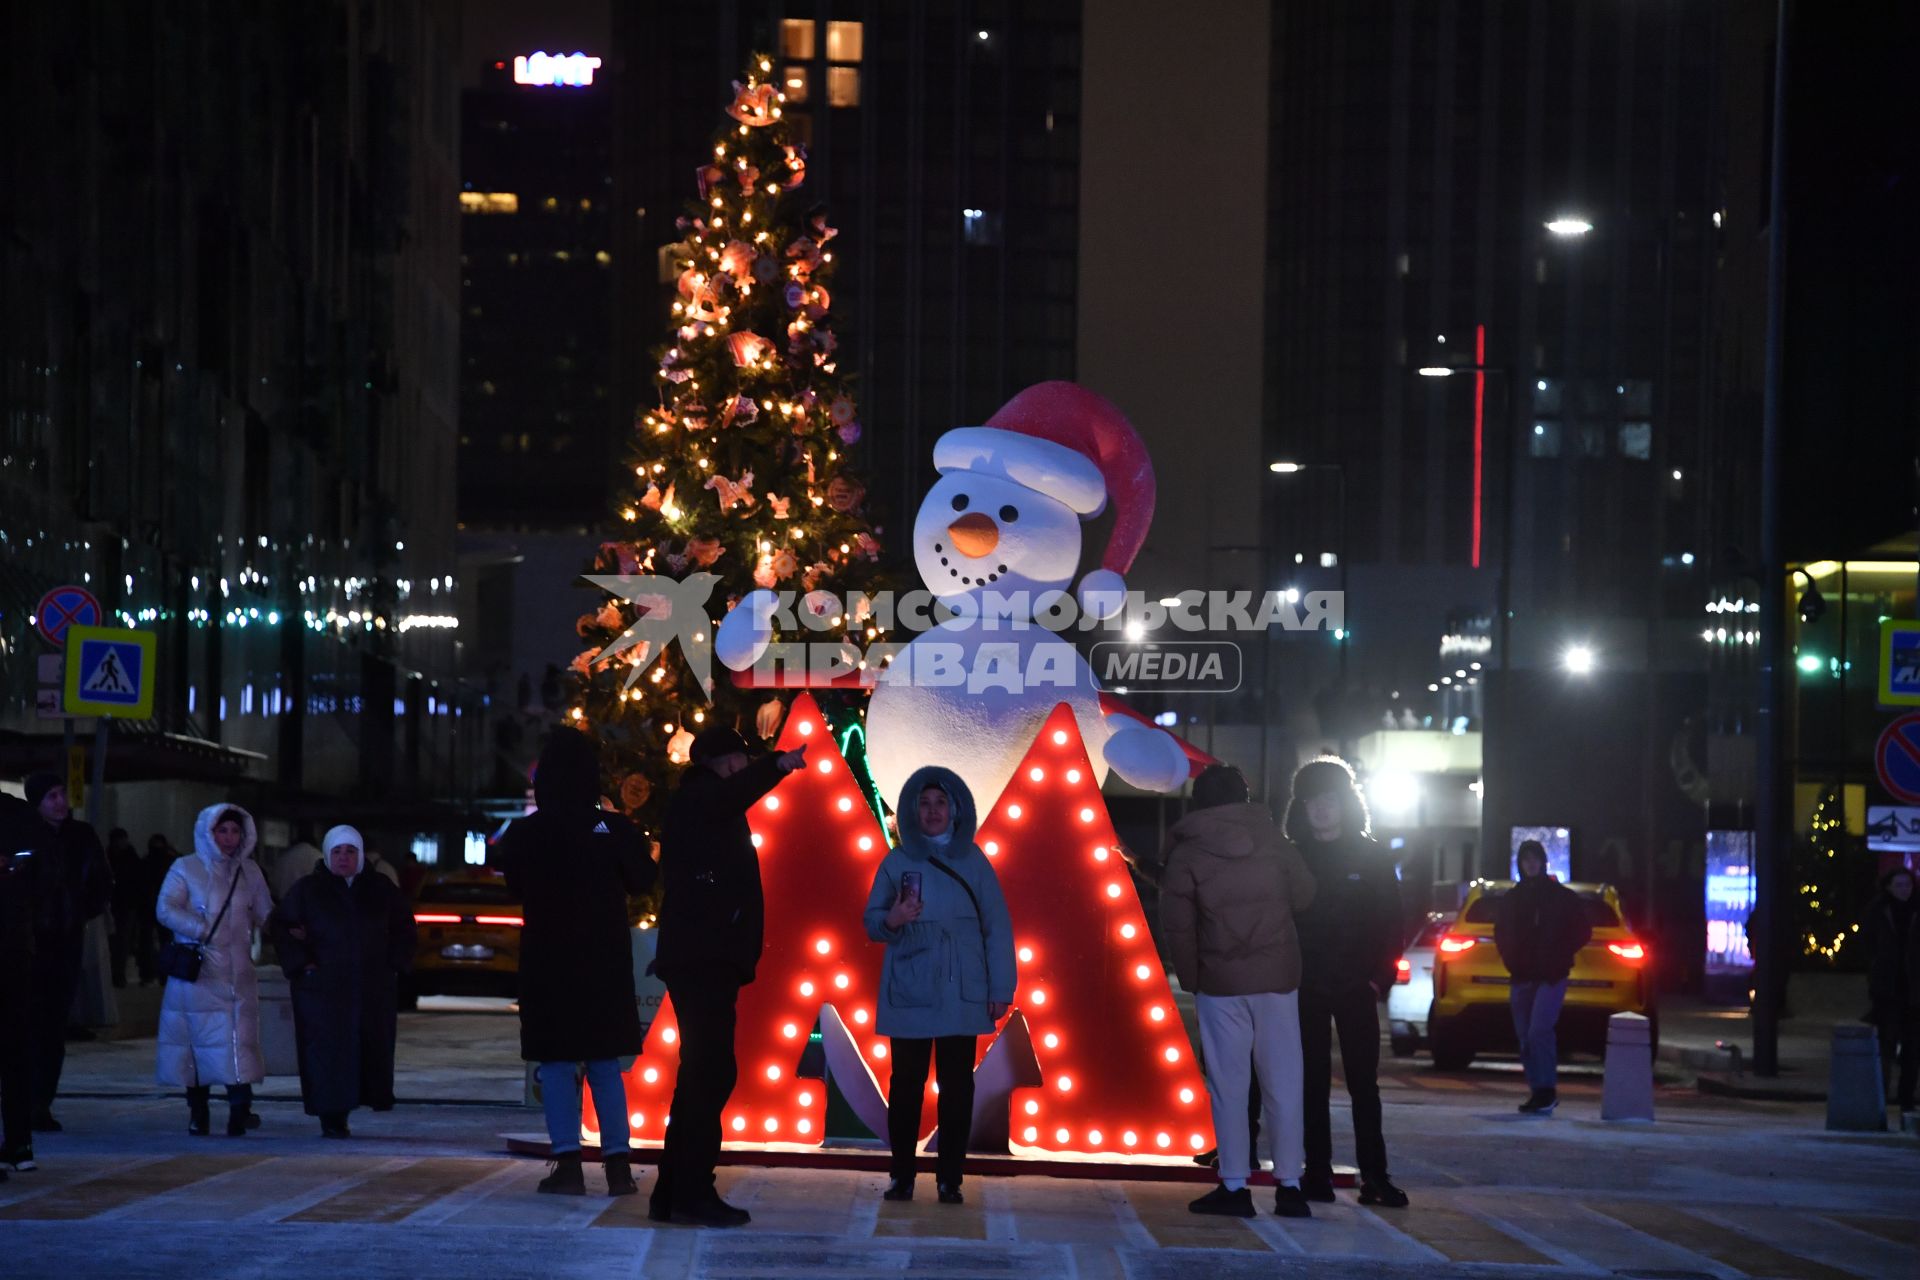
[899,870,922,906]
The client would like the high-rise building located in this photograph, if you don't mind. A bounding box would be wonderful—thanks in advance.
[609,1,1084,532]
[458,55,615,529]
[1262,2,1724,945]
[0,1,477,856]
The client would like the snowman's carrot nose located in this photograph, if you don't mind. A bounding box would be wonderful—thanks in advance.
[946,512,1000,557]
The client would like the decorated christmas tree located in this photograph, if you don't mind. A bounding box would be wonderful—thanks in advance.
[1796,784,1863,964]
[569,56,889,834]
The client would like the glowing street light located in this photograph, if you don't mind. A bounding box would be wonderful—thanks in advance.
[1545,216,1594,237]
[1563,644,1596,675]
[1268,461,1304,473]
[1417,366,1457,377]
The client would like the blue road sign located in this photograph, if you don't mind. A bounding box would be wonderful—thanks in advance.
[34,585,102,648]
[1874,712,1920,805]
[62,626,156,719]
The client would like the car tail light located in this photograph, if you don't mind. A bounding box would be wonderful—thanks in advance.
[1394,957,1412,984]
[1437,934,1478,954]
[413,913,462,924]
[1607,940,1646,962]
[475,914,525,927]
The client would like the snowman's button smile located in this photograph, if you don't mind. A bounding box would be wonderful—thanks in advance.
[946,512,1000,558]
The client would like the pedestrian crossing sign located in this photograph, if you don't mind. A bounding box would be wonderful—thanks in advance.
[63,625,156,719]
[1881,618,1920,707]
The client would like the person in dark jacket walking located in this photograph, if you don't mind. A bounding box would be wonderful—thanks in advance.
[1864,866,1918,1115]
[146,835,181,945]
[271,825,416,1137]
[863,767,1016,1206]
[1162,764,1317,1220]
[1,795,49,1174]
[1493,840,1592,1115]
[23,773,112,1133]
[499,728,658,1198]
[105,828,153,987]
[1287,757,1408,1208]
[649,726,807,1227]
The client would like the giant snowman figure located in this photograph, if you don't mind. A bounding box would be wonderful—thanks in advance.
[718,381,1193,813]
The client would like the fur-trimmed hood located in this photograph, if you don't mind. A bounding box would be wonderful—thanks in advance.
[193,802,259,866]
[893,765,978,860]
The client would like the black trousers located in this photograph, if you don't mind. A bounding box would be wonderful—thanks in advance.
[656,976,741,1208]
[1300,979,1388,1180]
[32,935,83,1114]
[0,952,35,1155]
[1878,1009,1919,1109]
[887,1035,976,1186]
[109,907,156,986]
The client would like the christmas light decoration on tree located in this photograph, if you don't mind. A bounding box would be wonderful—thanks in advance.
[584,696,1213,1161]
[567,55,891,838]
[1798,785,1861,962]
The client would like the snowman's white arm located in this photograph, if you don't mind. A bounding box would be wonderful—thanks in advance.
[715,589,781,671]
[1099,714,1192,793]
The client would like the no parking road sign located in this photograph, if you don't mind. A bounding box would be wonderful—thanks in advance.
[1874,712,1920,805]
[34,584,102,648]
[62,625,156,719]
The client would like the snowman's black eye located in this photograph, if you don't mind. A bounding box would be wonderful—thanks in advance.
[999,504,1019,523]
[951,493,970,511]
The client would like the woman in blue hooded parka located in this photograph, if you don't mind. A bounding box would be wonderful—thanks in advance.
[863,766,1016,1205]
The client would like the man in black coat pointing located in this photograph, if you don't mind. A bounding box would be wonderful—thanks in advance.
[649,725,807,1228]
[500,727,657,1197]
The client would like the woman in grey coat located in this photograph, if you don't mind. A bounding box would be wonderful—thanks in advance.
[863,766,1016,1205]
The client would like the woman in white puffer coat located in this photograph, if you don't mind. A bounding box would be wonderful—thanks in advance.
[155,803,273,1135]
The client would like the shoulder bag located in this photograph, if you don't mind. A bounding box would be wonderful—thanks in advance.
[156,864,242,983]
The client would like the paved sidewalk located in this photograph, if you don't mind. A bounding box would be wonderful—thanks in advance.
[1657,972,1874,1099]
[5,1077,1915,1279]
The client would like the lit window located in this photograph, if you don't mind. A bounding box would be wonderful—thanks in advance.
[1618,422,1653,460]
[826,20,864,62]
[782,66,811,104]
[827,66,860,107]
[781,18,816,59]
[458,191,519,214]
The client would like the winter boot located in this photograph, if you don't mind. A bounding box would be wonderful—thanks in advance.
[1358,1176,1410,1208]
[1517,1088,1558,1115]
[1188,1184,1255,1218]
[604,1155,638,1197]
[226,1098,253,1137]
[537,1153,586,1196]
[1273,1184,1312,1218]
[1299,1169,1336,1203]
[882,1177,914,1202]
[937,1182,964,1205]
[186,1087,211,1136]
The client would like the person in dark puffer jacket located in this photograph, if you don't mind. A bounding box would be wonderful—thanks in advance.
[1493,840,1592,1115]
[1287,757,1408,1209]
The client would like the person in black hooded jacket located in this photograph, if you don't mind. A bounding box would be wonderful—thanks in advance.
[649,726,807,1229]
[1286,756,1408,1209]
[499,727,657,1198]
[1864,865,1918,1115]
[0,795,49,1175]
[1493,840,1591,1115]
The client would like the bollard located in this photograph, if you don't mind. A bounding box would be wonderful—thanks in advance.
[1601,1012,1655,1121]
[255,968,299,1077]
[1825,1025,1886,1131]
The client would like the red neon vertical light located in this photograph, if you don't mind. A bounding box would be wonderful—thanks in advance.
[1471,324,1486,568]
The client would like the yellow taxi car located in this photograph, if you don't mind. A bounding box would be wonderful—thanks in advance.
[1425,879,1654,1070]
[405,868,524,1003]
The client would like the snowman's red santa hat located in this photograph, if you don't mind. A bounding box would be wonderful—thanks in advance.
[933,381,1153,620]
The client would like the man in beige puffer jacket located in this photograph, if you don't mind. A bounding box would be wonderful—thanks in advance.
[1161,765,1316,1220]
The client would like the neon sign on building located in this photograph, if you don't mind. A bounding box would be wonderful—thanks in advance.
[513,52,602,88]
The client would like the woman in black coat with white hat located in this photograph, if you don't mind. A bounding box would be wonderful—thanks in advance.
[271,825,415,1137]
